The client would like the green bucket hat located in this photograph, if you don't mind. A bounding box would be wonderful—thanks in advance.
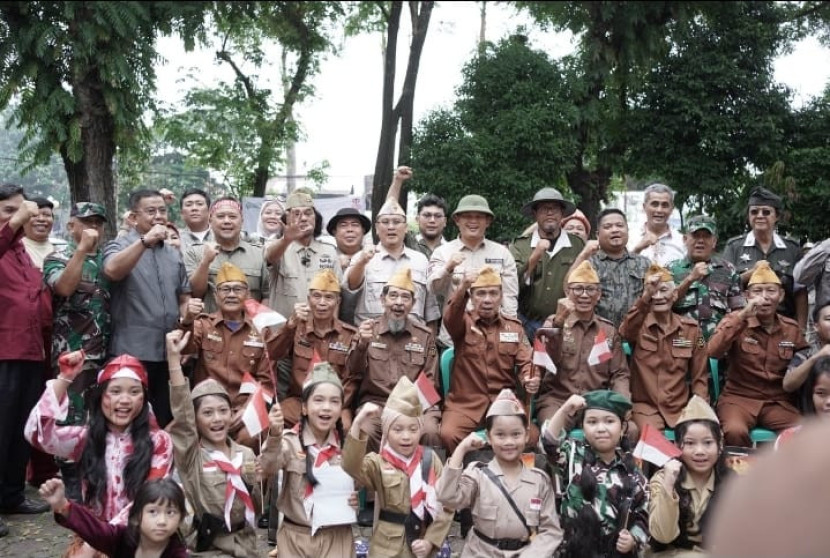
[583,389,632,419]
[452,195,494,218]
[520,187,576,218]
[71,202,108,221]
[685,215,717,236]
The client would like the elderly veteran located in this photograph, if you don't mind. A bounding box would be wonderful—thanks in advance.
[535,261,630,428]
[177,262,275,449]
[184,196,269,314]
[350,267,441,451]
[510,187,584,340]
[344,198,439,327]
[620,264,708,432]
[267,269,361,429]
[708,261,809,447]
[440,266,538,452]
[723,186,806,329]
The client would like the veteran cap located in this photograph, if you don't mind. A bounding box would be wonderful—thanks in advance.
[568,261,600,284]
[308,269,341,293]
[302,361,344,392]
[486,389,526,418]
[216,262,248,285]
[191,378,230,401]
[676,395,719,426]
[386,266,415,293]
[470,266,502,288]
[747,260,781,286]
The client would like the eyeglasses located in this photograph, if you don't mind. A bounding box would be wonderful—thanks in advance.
[749,208,774,217]
[216,285,248,295]
[140,207,168,217]
[569,286,600,296]
[419,212,445,220]
[377,218,406,227]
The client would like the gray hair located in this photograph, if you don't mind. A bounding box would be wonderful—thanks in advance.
[644,183,675,204]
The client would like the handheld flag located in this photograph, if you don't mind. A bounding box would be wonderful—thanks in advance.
[532,338,557,374]
[241,385,272,437]
[244,299,286,333]
[415,372,441,409]
[587,329,612,366]
[238,371,258,395]
[632,423,682,467]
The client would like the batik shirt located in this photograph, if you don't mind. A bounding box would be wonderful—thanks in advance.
[667,256,745,340]
[43,243,111,369]
[590,250,651,328]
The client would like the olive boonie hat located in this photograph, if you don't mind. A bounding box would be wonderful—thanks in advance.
[71,202,108,221]
[520,187,576,218]
[452,195,494,218]
[685,215,717,236]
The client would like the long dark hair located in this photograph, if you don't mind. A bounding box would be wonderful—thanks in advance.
[651,419,731,552]
[799,356,830,415]
[124,478,186,549]
[563,416,637,558]
[80,381,154,510]
[300,381,345,488]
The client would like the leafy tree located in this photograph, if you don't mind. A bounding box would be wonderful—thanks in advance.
[0,2,206,236]
[411,35,580,242]
[158,1,344,198]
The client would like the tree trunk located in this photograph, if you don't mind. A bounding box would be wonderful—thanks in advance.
[479,1,487,52]
[567,162,611,233]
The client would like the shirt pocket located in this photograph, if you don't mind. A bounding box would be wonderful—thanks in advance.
[639,334,658,353]
[202,337,224,361]
[277,267,299,296]
[241,344,264,362]
[405,348,426,367]
[740,337,763,355]
[498,339,519,357]
[293,343,314,372]
[778,344,795,361]
[284,456,309,501]
[380,471,406,509]
[328,347,348,367]
[670,345,693,360]
[473,503,500,535]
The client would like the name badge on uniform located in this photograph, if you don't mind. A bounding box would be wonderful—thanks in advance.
[371,341,387,349]
[405,343,424,353]
[529,497,542,512]
[744,337,759,345]
[243,340,265,348]
[485,258,504,266]
[779,341,795,349]
[207,333,222,342]
[329,341,349,352]
[672,338,692,348]
[500,332,519,343]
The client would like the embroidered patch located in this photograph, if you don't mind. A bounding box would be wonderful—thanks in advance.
[329,341,349,352]
[672,338,693,348]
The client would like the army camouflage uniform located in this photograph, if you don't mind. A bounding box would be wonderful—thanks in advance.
[542,430,649,556]
[589,251,651,328]
[667,256,745,340]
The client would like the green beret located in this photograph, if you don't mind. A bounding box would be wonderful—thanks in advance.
[583,389,631,419]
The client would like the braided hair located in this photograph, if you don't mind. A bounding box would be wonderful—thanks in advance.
[300,381,345,488]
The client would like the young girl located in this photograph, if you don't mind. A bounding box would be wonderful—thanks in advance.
[40,477,188,558]
[25,350,173,558]
[784,301,830,408]
[259,361,355,557]
[165,330,260,557]
[776,355,830,448]
[542,390,648,558]
[344,376,453,558]
[437,389,562,557]
[649,395,731,556]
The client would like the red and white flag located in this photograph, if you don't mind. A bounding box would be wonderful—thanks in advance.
[238,372,258,395]
[241,385,272,437]
[415,372,441,409]
[587,329,612,366]
[633,423,682,467]
[532,338,557,374]
[244,299,286,333]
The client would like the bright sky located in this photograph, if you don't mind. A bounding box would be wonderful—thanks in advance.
[155,2,830,196]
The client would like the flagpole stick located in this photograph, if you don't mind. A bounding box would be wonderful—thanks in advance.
[259,430,266,516]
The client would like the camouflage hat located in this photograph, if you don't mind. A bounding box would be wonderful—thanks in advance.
[583,389,632,420]
[685,215,717,236]
[71,202,108,221]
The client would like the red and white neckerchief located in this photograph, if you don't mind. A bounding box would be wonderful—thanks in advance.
[296,425,342,521]
[207,450,255,531]
[380,444,441,521]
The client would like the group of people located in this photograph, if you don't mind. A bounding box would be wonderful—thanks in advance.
[0,167,829,558]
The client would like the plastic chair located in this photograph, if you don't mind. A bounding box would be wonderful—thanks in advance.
[709,357,776,447]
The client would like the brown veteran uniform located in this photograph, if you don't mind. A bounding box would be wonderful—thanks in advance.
[619,297,709,430]
[440,271,536,452]
[343,377,454,558]
[350,314,441,449]
[170,380,260,557]
[535,314,629,425]
[268,316,359,428]
[180,312,275,448]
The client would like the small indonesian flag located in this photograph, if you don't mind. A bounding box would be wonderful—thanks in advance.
[415,372,441,409]
[587,329,612,366]
[238,372,258,395]
[633,423,682,467]
[241,385,272,437]
[244,299,286,333]
[308,348,323,372]
[532,338,557,374]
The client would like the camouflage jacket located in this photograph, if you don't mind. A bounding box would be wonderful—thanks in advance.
[590,251,652,328]
[667,256,745,340]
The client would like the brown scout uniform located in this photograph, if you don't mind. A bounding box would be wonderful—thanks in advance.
[260,425,355,558]
[708,311,808,447]
[169,381,260,557]
[350,315,441,449]
[180,313,275,447]
[619,297,709,430]
[535,314,630,425]
[440,284,535,452]
[342,432,454,558]
[267,317,360,427]
[436,460,562,557]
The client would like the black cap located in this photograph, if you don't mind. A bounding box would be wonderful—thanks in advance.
[326,207,371,236]
[748,187,782,210]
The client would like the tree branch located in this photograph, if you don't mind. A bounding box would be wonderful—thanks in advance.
[215,49,259,103]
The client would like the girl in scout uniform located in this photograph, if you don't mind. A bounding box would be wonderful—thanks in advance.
[259,361,356,557]
[344,376,453,558]
[438,389,562,557]
[542,390,649,558]
[648,396,731,556]
[165,330,260,557]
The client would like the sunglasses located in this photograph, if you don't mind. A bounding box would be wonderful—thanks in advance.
[749,208,774,217]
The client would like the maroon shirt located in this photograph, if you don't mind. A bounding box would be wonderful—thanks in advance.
[0,224,45,360]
